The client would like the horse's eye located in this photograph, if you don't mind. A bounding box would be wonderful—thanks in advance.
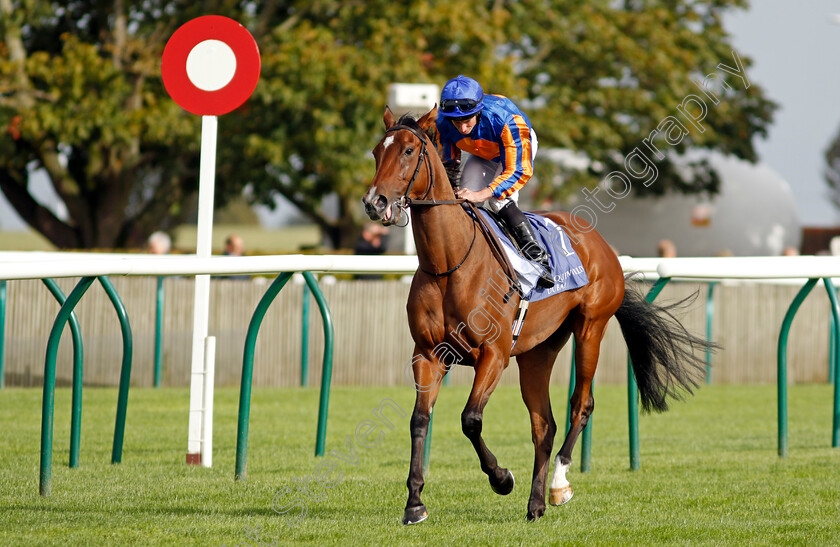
[405,147,414,156]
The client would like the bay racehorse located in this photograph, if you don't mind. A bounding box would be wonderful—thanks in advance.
[362,107,710,523]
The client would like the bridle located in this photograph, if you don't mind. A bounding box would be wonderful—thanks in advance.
[384,124,469,210]
[379,123,521,299]
[382,123,474,276]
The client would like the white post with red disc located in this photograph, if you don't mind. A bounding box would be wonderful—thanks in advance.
[162,16,261,466]
[187,115,217,465]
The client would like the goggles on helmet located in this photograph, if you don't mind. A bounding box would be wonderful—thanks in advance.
[441,98,479,115]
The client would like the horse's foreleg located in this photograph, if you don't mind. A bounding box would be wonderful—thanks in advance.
[517,346,558,521]
[403,352,445,525]
[550,318,605,506]
[462,347,513,495]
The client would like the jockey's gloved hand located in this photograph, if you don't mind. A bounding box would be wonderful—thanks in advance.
[442,159,461,189]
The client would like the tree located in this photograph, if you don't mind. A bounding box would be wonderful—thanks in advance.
[1,0,202,248]
[508,0,775,201]
[1,1,775,250]
[231,1,525,248]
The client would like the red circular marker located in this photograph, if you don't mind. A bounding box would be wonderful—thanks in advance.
[162,16,260,116]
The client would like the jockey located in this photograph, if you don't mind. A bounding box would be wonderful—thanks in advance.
[436,75,555,289]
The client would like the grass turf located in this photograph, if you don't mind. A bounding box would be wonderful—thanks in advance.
[1,383,838,546]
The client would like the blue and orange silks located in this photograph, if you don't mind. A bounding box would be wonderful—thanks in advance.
[436,95,534,200]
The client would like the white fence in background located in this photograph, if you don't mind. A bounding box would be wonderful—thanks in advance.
[0,253,837,389]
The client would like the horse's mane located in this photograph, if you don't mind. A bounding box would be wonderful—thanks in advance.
[397,113,439,149]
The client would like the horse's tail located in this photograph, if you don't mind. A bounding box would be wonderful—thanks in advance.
[614,277,716,413]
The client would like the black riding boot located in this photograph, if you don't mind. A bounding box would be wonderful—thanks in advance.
[497,202,554,289]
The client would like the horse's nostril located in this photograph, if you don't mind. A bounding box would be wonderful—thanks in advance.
[362,194,389,220]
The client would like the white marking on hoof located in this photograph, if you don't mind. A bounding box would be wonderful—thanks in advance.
[550,454,570,490]
[549,454,572,505]
[549,485,574,506]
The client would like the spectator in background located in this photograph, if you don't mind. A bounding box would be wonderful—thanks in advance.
[354,223,389,256]
[657,239,677,258]
[224,234,245,257]
[783,246,800,256]
[147,231,171,254]
[221,234,249,280]
[354,223,390,280]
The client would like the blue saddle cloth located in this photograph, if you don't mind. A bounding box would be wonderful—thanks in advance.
[477,209,589,303]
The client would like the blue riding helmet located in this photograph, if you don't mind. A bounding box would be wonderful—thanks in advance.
[440,75,484,118]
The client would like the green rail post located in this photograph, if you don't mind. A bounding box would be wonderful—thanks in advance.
[705,282,717,384]
[236,272,294,480]
[776,278,818,458]
[302,271,334,457]
[564,343,592,472]
[301,281,310,387]
[40,276,96,496]
[232,269,338,471]
[97,276,134,464]
[0,280,6,389]
[154,276,164,388]
[627,336,640,471]
[627,277,671,471]
[821,278,840,448]
[41,279,85,468]
[830,308,837,386]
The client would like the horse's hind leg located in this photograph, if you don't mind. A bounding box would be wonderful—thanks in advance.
[517,343,561,521]
[550,315,607,506]
[462,346,514,496]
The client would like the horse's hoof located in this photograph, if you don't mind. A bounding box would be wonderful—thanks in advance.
[490,469,515,496]
[402,505,428,525]
[549,485,574,506]
[526,506,545,521]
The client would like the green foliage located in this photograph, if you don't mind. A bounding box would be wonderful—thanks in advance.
[0,1,775,249]
[510,0,775,197]
[0,0,202,248]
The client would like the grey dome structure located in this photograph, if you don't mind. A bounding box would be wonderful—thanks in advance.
[573,152,801,257]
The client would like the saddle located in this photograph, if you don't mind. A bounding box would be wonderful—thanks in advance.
[467,205,589,303]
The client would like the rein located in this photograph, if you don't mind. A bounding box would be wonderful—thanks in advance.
[384,124,466,208]
[420,216,477,277]
[385,123,473,276]
[383,123,518,296]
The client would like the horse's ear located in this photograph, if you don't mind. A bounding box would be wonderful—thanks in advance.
[416,104,438,131]
[384,107,396,130]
